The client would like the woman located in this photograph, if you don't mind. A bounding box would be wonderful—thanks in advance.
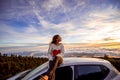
[40,34,64,80]
[47,34,64,80]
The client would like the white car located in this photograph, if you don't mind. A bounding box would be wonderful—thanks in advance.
[8,57,120,80]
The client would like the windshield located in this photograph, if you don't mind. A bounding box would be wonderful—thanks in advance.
[14,69,32,80]
[22,62,48,80]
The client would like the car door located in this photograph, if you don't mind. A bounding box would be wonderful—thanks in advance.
[32,66,73,80]
[55,66,73,80]
[74,65,110,80]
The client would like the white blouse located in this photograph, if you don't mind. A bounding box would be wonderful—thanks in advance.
[48,43,64,60]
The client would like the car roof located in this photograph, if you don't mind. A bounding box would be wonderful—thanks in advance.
[62,57,111,66]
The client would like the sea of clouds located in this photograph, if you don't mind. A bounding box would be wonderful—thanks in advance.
[0,44,120,58]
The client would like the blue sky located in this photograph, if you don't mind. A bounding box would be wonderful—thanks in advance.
[0,0,120,46]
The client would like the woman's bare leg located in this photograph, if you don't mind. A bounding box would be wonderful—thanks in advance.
[49,56,63,80]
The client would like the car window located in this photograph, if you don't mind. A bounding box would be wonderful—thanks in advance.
[55,66,73,80]
[74,65,109,80]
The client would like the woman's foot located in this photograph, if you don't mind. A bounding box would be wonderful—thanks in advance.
[39,75,48,80]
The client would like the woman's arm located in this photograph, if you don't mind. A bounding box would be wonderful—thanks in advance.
[48,44,53,60]
[57,43,64,57]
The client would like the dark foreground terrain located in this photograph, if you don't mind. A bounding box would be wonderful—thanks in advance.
[0,53,120,80]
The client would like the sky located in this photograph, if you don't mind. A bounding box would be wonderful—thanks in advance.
[0,0,120,46]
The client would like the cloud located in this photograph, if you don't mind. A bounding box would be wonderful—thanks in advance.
[0,0,120,45]
[78,5,120,42]
[25,25,38,33]
[101,37,119,42]
[42,0,63,11]
[0,23,50,44]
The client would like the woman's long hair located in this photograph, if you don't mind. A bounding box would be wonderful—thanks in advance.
[51,34,60,44]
